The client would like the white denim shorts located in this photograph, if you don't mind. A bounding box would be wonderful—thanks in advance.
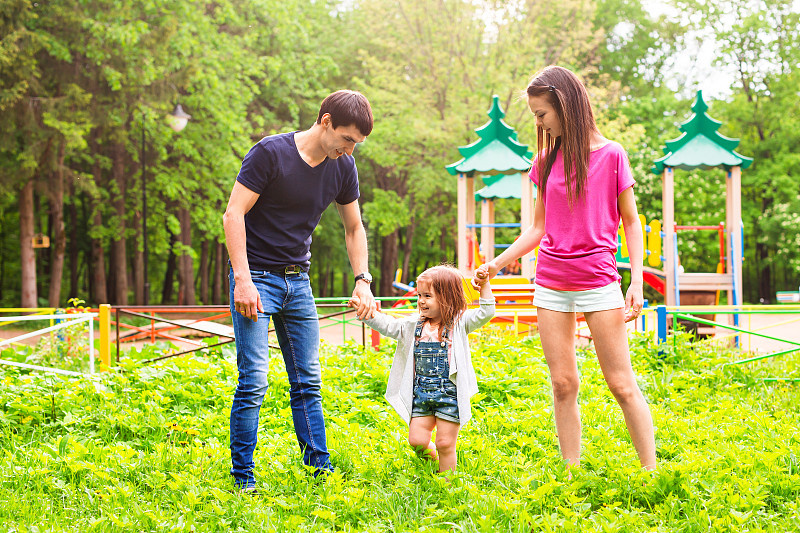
[533,281,625,313]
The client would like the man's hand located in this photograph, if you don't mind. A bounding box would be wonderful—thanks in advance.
[234,279,264,322]
[624,281,644,323]
[352,281,375,320]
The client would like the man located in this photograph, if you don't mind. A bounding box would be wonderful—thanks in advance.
[223,90,376,491]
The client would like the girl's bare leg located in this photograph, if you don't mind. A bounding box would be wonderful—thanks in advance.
[433,418,461,472]
[585,308,656,469]
[408,416,438,462]
[537,308,581,465]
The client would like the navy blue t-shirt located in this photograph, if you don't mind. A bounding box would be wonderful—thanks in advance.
[235,132,360,270]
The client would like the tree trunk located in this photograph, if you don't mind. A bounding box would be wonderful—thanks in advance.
[68,184,80,299]
[757,240,772,303]
[199,239,209,304]
[222,245,229,304]
[177,207,195,305]
[89,140,108,304]
[110,143,128,305]
[319,266,329,297]
[757,195,773,302]
[90,207,108,304]
[37,191,46,299]
[47,142,67,307]
[213,240,223,304]
[133,204,144,304]
[162,231,178,304]
[19,179,37,308]
[401,215,416,282]
[0,213,5,302]
[379,230,399,297]
[440,227,449,263]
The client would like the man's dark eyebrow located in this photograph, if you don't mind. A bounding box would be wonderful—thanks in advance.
[343,135,357,143]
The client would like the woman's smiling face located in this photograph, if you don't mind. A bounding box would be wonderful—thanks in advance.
[528,94,562,139]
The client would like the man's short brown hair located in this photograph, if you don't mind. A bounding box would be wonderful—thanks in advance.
[317,90,373,137]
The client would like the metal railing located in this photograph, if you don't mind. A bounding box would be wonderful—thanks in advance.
[0,311,98,376]
[653,304,800,382]
[4,301,796,382]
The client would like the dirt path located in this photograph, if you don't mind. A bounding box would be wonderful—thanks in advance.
[724,312,800,353]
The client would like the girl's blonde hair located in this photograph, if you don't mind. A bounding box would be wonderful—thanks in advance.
[416,265,468,332]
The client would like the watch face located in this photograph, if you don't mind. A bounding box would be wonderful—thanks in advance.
[357,272,372,283]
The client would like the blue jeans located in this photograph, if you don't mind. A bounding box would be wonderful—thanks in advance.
[229,268,332,488]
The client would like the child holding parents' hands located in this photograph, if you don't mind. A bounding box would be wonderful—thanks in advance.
[351,265,494,473]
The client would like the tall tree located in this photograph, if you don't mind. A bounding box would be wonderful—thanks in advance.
[669,0,800,301]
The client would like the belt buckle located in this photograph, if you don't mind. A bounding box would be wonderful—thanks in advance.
[284,265,301,274]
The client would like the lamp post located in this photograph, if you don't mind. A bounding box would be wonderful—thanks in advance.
[167,104,192,133]
[142,111,148,305]
[142,104,192,305]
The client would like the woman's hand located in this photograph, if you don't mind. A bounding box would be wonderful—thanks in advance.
[624,281,644,322]
[472,261,499,290]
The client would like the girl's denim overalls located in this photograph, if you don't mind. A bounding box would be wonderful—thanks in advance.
[410,320,460,424]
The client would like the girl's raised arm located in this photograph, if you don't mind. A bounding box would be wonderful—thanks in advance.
[463,277,496,334]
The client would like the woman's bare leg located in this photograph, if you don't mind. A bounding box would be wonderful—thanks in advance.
[537,308,582,465]
[585,308,656,469]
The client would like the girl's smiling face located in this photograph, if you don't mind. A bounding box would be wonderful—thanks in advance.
[416,281,443,325]
[528,94,562,139]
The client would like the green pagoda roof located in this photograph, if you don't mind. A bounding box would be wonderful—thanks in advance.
[446,95,533,176]
[652,90,753,174]
[475,173,537,200]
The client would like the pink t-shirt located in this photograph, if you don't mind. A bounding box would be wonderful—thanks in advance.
[529,141,635,291]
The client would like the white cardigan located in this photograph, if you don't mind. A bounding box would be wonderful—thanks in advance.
[363,298,495,426]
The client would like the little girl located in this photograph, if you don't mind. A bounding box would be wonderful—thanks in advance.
[350,265,494,472]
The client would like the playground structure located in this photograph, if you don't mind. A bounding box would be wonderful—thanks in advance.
[652,90,751,308]
[446,95,535,280]
[443,95,543,332]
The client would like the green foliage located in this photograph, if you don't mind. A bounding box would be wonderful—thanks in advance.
[0,329,798,530]
[362,189,411,238]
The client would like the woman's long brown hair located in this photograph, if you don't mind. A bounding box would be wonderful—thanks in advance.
[416,265,468,337]
[527,66,600,207]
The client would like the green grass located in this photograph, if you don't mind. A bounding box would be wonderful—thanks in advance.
[0,328,798,532]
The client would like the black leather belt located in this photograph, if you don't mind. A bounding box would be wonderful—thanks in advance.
[270,265,304,274]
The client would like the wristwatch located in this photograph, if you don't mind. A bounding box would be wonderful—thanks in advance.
[354,272,373,284]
